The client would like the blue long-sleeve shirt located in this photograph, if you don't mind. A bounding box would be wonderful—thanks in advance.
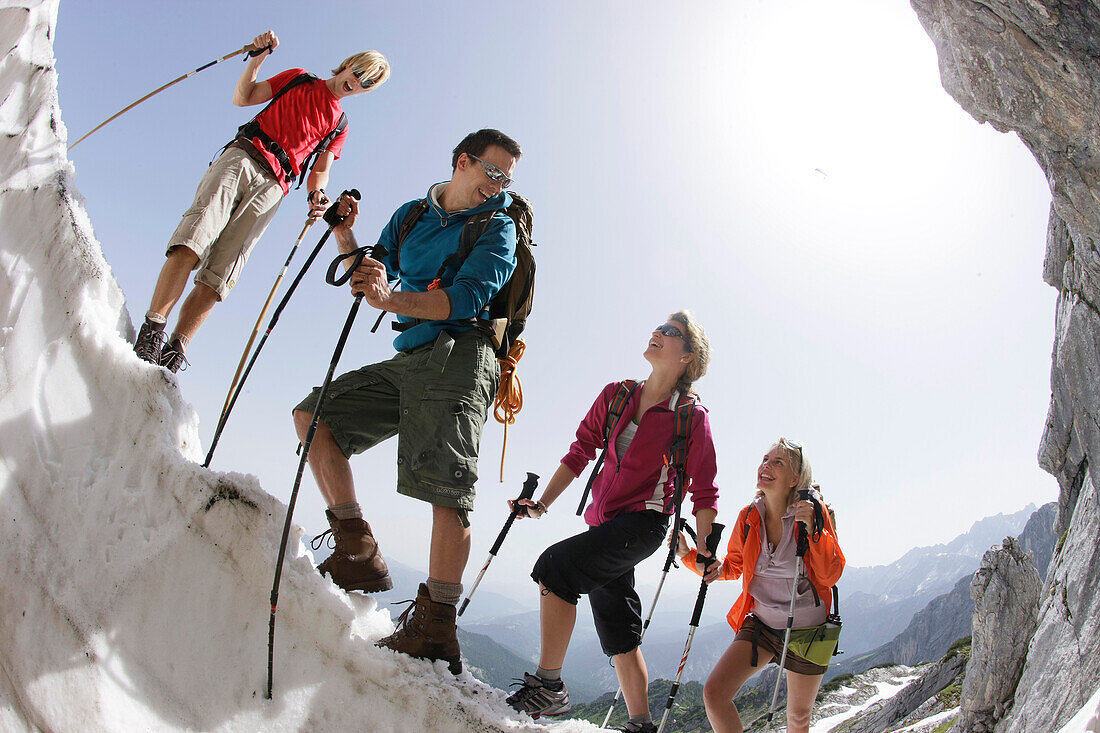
[377,182,517,351]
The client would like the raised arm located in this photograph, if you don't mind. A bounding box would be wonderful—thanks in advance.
[232,30,279,107]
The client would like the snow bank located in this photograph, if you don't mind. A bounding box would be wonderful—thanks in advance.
[1060,684,1100,733]
[0,2,592,730]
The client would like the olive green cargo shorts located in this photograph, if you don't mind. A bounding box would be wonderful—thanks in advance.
[295,329,499,512]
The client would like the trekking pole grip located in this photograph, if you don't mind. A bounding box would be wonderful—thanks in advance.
[322,188,362,228]
[689,523,725,626]
[704,523,724,558]
[491,472,539,555]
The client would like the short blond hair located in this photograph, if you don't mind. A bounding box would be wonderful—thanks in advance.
[332,51,391,89]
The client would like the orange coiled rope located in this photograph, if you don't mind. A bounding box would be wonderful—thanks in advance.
[494,339,526,481]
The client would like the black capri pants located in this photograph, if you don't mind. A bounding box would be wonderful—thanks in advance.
[532,510,669,657]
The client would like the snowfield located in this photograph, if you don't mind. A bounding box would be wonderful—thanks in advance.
[0,2,586,730]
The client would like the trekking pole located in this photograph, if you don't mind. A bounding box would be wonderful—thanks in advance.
[457,472,539,617]
[68,43,272,150]
[266,243,385,699]
[657,523,725,733]
[203,189,361,468]
[219,219,314,419]
[602,486,692,727]
[764,502,813,731]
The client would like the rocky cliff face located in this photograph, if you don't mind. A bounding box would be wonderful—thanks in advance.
[837,650,968,733]
[1015,500,1057,579]
[909,1,1100,729]
[956,537,1041,733]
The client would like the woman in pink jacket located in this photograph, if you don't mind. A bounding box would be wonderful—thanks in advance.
[505,311,719,733]
[677,438,845,733]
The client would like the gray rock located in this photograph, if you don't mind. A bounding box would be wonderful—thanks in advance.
[830,652,967,733]
[999,476,1100,733]
[909,0,1100,728]
[956,538,1040,733]
[1016,501,1057,580]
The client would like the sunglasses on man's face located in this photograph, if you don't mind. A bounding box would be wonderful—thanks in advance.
[468,154,513,189]
[351,69,378,89]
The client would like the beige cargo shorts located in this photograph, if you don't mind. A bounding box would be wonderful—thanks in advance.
[166,145,283,300]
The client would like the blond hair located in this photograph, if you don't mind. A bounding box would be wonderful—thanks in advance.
[755,437,814,506]
[668,310,710,395]
[332,51,391,89]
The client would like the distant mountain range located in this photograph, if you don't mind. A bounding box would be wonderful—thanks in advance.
[832,501,1056,677]
[839,503,1040,655]
[394,501,1055,705]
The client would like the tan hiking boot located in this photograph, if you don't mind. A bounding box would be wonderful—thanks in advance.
[376,583,462,674]
[312,510,393,593]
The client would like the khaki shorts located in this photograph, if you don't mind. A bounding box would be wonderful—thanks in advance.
[294,329,500,511]
[167,145,283,300]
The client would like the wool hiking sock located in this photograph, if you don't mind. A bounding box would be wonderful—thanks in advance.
[536,666,562,682]
[426,578,462,606]
[330,502,363,520]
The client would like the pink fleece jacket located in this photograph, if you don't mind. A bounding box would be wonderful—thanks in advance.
[562,381,720,527]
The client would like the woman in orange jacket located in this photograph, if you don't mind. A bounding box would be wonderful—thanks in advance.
[676,437,844,733]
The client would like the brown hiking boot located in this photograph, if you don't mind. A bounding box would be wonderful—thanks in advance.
[312,510,393,593]
[376,583,462,675]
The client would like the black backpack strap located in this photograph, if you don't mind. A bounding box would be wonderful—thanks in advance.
[751,618,762,667]
[293,111,347,190]
[425,208,496,289]
[575,380,638,516]
[226,72,340,187]
[663,396,697,514]
[393,199,429,275]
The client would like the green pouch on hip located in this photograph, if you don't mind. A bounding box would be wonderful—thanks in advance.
[786,619,842,667]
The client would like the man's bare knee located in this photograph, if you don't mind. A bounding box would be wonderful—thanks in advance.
[293,409,329,441]
[167,245,200,269]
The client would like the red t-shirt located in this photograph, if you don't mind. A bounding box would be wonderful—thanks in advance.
[246,68,348,194]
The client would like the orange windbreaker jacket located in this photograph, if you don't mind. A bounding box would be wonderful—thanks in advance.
[686,501,845,632]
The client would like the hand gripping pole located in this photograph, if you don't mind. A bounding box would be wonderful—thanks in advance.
[203,189,360,468]
[657,523,725,733]
[458,472,539,617]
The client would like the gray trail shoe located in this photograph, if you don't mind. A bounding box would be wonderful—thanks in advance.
[506,672,572,718]
[159,337,188,374]
[621,721,657,733]
[134,320,166,365]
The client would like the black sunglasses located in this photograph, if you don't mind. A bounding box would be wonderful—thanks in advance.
[655,324,686,339]
[351,68,378,89]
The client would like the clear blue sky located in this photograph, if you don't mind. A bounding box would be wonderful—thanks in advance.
[55,0,1056,598]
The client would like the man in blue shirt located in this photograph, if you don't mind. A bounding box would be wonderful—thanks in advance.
[293,129,521,674]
